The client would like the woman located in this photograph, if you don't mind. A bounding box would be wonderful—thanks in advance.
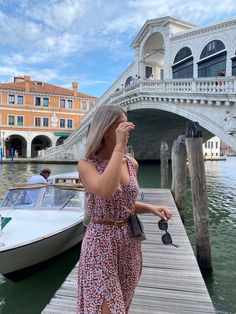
[77,105,171,313]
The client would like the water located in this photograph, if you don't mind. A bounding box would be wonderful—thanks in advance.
[184,158,236,314]
[0,159,235,314]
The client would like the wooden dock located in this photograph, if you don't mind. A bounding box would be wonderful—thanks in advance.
[42,188,215,314]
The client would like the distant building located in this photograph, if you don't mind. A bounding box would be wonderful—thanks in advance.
[0,76,97,158]
[203,136,222,159]
[221,141,236,156]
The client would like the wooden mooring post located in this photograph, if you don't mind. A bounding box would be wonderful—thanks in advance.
[160,141,169,188]
[185,122,213,273]
[171,135,187,222]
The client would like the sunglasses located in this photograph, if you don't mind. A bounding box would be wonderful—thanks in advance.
[158,219,178,248]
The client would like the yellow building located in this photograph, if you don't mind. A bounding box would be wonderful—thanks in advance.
[0,75,97,158]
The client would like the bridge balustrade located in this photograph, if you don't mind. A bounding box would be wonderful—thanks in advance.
[39,77,236,160]
[110,77,236,102]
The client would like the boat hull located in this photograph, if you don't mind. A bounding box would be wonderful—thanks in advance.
[0,222,84,276]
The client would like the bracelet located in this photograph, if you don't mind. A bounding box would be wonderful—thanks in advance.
[113,149,125,154]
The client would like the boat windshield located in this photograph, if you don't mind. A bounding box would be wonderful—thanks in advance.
[1,188,42,208]
[41,186,84,209]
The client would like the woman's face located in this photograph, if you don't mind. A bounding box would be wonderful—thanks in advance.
[104,112,127,145]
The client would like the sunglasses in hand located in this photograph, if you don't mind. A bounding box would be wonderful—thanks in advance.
[158,219,178,248]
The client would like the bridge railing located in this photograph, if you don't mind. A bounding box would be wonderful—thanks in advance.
[40,76,236,159]
[38,144,72,159]
[110,77,236,102]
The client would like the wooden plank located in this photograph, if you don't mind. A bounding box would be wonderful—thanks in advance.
[42,189,215,314]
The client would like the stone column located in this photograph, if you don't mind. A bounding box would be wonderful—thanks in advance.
[26,140,31,158]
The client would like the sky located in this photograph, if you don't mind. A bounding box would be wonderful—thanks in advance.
[1,0,236,98]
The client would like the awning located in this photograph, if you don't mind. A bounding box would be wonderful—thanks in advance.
[53,133,71,137]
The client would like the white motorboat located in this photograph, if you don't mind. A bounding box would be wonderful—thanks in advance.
[0,180,85,281]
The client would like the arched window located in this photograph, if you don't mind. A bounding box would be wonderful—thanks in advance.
[125,76,134,87]
[172,47,193,79]
[198,40,226,77]
[232,50,236,76]
[174,47,192,63]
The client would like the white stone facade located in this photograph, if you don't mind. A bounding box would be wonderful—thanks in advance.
[41,16,236,160]
[203,136,222,159]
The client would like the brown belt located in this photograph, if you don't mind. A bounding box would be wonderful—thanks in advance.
[91,217,130,226]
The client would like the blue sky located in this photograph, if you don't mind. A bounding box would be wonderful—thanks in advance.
[1,0,236,98]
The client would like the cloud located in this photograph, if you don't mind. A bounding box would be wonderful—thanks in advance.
[2,0,236,60]
[1,0,236,96]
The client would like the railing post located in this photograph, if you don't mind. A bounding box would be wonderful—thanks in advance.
[234,78,236,94]
[160,142,169,189]
[192,79,196,93]
[185,121,213,274]
[139,81,143,92]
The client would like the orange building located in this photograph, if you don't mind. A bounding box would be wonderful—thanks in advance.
[0,75,97,158]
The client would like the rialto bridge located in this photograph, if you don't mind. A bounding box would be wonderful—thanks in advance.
[39,16,236,160]
[40,77,236,160]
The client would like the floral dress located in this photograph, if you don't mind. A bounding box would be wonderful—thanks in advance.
[77,156,142,314]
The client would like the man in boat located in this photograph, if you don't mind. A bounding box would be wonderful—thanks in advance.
[24,169,51,205]
[28,168,51,184]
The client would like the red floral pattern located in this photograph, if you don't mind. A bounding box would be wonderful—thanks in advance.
[77,157,142,313]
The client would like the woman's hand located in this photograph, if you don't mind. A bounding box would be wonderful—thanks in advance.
[151,205,172,221]
[135,202,172,219]
[115,121,135,149]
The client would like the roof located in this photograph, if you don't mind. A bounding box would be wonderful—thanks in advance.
[0,80,97,99]
[131,16,196,48]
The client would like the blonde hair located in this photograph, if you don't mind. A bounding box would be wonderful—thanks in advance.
[85,105,126,158]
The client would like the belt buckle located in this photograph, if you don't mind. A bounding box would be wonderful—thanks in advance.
[114,220,123,226]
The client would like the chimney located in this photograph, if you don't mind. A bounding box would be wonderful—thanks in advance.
[24,75,31,92]
[72,82,78,96]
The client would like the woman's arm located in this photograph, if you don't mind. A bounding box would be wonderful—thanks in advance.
[78,151,124,199]
[78,121,134,199]
[135,201,172,221]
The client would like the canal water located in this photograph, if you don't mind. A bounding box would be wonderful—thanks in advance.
[0,159,235,314]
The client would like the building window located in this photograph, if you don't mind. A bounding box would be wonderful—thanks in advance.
[60,119,65,128]
[60,99,66,108]
[17,95,24,105]
[35,97,41,106]
[145,66,152,79]
[82,101,87,110]
[8,115,15,126]
[216,142,218,149]
[232,57,236,76]
[200,40,225,59]
[35,117,41,126]
[125,76,134,87]
[17,116,24,126]
[43,98,49,107]
[67,119,73,128]
[205,142,207,148]
[172,47,193,79]
[198,40,226,78]
[43,118,49,127]
[89,102,94,109]
[208,141,210,148]
[67,100,73,108]
[9,94,15,104]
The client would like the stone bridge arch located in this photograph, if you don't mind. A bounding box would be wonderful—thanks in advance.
[125,101,236,159]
